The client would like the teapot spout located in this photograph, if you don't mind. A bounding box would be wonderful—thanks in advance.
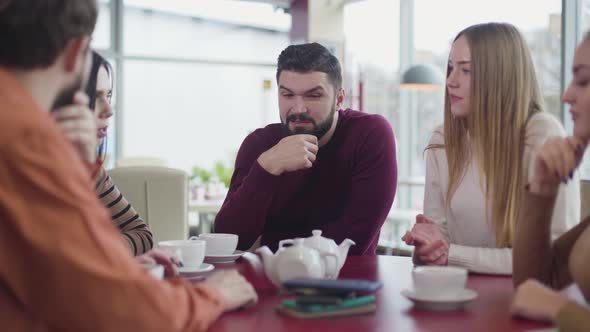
[255,246,281,288]
[255,245,273,261]
[337,239,356,268]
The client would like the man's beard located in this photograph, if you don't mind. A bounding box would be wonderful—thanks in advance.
[51,71,84,111]
[282,105,336,140]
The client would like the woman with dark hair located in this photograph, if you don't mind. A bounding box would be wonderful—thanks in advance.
[55,51,156,258]
[85,50,113,160]
[84,51,154,256]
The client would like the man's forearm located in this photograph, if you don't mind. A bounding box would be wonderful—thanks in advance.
[214,161,280,250]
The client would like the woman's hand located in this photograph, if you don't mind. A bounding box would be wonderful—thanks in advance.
[528,136,586,196]
[402,214,449,265]
[52,92,97,162]
[136,248,183,277]
[511,279,569,322]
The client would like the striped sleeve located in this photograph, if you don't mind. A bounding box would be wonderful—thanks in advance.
[95,167,153,255]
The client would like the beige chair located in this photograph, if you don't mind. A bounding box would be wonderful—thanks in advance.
[115,156,168,168]
[108,166,189,243]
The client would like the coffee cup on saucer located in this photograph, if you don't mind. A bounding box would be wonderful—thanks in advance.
[412,266,467,299]
[141,262,164,280]
[158,238,206,269]
[195,233,238,256]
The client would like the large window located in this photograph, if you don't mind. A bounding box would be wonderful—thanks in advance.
[92,0,112,50]
[122,60,278,171]
[123,2,288,64]
[93,0,290,172]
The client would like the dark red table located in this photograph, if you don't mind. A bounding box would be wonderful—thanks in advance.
[202,254,549,332]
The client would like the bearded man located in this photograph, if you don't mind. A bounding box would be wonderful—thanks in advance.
[215,42,397,255]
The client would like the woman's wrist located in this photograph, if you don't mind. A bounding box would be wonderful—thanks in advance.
[526,182,559,197]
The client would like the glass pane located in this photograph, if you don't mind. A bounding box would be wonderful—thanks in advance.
[122,0,290,62]
[581,0,590,35]
[92,0,111,50]
[576,0,590,179]
[121,60,279,172]
[414,0,562,118]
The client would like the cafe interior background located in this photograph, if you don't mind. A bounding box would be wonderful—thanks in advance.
[94,0,590,254]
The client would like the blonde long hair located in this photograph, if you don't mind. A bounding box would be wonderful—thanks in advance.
[431,23,544,247]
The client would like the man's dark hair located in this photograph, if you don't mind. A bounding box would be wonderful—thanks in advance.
[0,0,98,69]
[276,42,342,91]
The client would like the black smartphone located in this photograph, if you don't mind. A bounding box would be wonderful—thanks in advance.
[283,278,383,296]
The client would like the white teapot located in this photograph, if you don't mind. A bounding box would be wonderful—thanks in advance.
[255,230,356,288]
[256,238,338,288]
[302,230,355,279]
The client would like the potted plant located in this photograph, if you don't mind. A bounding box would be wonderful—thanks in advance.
[190,161,234,201]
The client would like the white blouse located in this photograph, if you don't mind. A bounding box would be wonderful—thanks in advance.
[423,112,580,275]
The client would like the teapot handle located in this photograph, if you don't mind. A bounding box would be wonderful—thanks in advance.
[278,239,294,249]
[320,252,339,279]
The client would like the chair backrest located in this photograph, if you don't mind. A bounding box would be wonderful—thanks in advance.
[116,156,168,168]
[108,166,188,244]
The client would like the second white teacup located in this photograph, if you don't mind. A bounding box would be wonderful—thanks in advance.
[159,238,206,269]
[412,266,467,299]
[195,233,238,256]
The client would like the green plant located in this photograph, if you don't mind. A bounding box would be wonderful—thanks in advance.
[191,160,234,188]
[191,166,212,184]
[213,160,234,188]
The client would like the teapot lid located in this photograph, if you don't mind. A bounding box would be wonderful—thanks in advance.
[304,229,337,252]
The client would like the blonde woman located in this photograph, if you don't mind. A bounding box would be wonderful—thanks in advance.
[510,32,590,330]
[402,22,580,274]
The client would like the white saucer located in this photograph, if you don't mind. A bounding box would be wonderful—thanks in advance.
[204,250,245,264]
[401,288,478,311]
[178,263,215,274]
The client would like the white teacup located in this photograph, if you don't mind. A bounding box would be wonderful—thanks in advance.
[141,262,164,280]
[196,233,238,256]
[159,238,206,269]
[412,266,467,299]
